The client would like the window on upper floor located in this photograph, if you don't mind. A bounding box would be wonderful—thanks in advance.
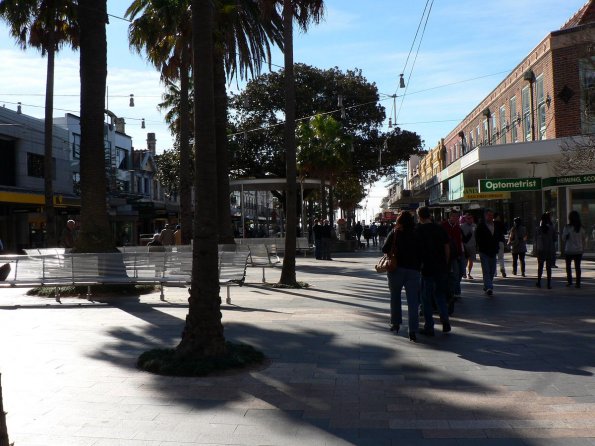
[116,147,129,170]
[72,133,81,159]
[483,119,489,145]
[579,57,595,134]
[144,178,150,196]
[510,96,518,142]
[468,131,474,150]
[27,153,55,179]
[522,86,531,141]
[491,114,498,144]
[476,125,481,147]
[499,105,507,144]
[536,75,547,140]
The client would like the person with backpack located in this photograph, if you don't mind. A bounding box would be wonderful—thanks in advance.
[507,217,527,277]
[562,210,587,288]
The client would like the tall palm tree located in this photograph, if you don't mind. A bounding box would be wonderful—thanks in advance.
[127,0,194,245]
[177,0,225,357]
[0,0,78,247]
[213,0,283,244]
[271,0,323,286]
[76,0,112,252]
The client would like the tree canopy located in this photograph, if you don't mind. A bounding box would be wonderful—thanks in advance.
[228,63,424,184]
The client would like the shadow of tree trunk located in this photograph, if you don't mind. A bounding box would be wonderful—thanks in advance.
[0,374,11,446]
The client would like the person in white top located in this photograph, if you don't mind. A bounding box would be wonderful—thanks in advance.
[562,210,587,288]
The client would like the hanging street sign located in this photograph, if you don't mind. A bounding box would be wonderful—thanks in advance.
[478,178,541,192]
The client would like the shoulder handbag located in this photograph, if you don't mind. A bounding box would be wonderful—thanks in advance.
[375,231,398,273]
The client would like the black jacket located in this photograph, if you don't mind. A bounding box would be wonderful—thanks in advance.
[475,221,503,256]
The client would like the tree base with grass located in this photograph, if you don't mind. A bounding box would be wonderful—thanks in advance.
[137,341,265,377]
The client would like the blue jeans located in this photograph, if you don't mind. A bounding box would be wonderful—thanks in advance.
[479,252,496,291]
[420,273,449,332]
[448,256,463,296]
[387,267,420,333]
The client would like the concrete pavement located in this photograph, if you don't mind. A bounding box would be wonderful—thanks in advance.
[1,249,595,446]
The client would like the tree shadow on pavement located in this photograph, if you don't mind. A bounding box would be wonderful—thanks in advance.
[83,297,591,445]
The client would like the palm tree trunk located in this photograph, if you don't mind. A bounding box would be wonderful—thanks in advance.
[279,0,298,286]
[214,51,234,245]
[77,0,113,252]
[0,374,10,446]
[44,42,57,247]
[178,48,193,245]
[178,0,225,358]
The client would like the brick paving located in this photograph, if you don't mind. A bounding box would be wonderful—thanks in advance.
[1,250,595,445]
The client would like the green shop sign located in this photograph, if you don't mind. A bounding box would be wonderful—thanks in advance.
[542,174,595,187]
[478,177,541,192]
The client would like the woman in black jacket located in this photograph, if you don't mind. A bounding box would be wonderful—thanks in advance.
[382,211,422,341]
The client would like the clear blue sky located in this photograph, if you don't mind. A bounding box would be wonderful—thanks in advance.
[0,0,588,217]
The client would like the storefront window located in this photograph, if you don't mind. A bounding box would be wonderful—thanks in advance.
[570,189,595,252]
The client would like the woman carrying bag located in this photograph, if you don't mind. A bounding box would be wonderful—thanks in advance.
[382,211,422,342]
[562,210,587,288]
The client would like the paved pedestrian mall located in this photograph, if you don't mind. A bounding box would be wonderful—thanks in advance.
[1,250,595,446]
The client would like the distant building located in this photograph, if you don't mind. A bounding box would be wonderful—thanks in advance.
[0,105,77,252]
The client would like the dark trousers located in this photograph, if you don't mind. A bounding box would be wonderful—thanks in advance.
[537,256,552,286]
[565,254,582,286]
[512,252,526,275]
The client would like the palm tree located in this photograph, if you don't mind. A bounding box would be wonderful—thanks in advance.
[297,114,351,220]
[0,0,78,247]
[273,0,324,286]
[127,0,194,245]
[176,0,225,357]
[76,0,113,252]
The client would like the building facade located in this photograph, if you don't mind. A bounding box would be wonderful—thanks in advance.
[392,1,595,249]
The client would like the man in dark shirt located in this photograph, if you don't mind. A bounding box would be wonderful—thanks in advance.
[475,208,503,296]
[321,219,333,260]
[416,207,452,336]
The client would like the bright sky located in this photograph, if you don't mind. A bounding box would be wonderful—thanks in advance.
[0,0,587,220]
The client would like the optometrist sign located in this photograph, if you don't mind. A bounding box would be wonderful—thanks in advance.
[478,178,541,192]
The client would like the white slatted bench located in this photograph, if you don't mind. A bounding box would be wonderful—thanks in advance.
[242,243,280,282]
[0,247,250,304]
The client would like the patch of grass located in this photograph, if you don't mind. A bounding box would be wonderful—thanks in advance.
[26,284,156,297]
[137,342,266,377]
[268,281,310,289]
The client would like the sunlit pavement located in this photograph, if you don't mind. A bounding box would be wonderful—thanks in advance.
[1,249,595,446]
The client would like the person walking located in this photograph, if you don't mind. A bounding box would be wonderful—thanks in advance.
[535,212,555,289]
[383,211,422,342]
[475,208,502,296]
[507,217,528,276]
[494,213,507,278]
[60,219,77,249]
[363,225,371,248]
[321,219,333,260]
[441,208,464,302]
[562,210,587,288]
[416,206,452,336]
[370,222,378,247]
[312,219,323,259]
[355,221,363,243]
[460,213,477,279]
[159,224,175,246]
[378,222,389,248]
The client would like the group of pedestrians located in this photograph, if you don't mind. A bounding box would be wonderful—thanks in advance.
[382,206,588,342]
[382,207,453,342]
[312,219,334,260]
